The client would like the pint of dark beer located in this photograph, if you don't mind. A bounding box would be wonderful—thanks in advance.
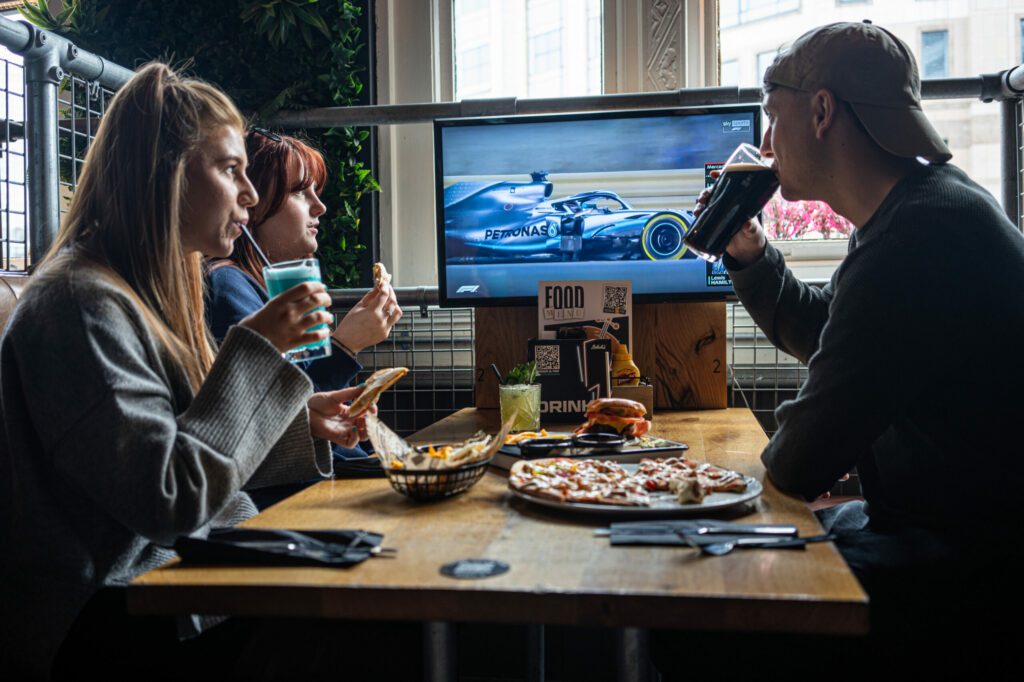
[684,143,779,262]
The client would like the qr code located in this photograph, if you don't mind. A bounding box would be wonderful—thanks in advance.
[534,345,561,374]
[603,285,628,315]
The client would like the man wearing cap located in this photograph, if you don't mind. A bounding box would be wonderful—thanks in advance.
[714,21,1024,635]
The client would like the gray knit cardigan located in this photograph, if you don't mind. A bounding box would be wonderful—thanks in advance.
[0,253,332,678]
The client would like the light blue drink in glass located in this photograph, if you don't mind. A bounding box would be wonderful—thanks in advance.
[262,257,332,363]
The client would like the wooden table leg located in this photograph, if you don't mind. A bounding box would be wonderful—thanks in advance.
[423,621,456,682]
[615,627,652,682]
[527,623,545,682]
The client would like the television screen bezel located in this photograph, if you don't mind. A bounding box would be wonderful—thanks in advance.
[433,104,763,308]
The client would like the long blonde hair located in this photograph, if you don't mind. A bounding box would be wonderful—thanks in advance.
[40,62,245,390]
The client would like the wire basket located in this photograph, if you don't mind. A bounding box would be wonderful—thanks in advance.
[384,458,491,501]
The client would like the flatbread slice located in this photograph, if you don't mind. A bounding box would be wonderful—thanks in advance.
[349,367,408,418]
[372,262,392,287]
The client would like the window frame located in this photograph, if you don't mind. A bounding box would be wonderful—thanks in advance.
[720,58,739,86]
[720,0,801,30]
[455,43,490,97]
[1018,16,1024,66]
[920,28,950,79]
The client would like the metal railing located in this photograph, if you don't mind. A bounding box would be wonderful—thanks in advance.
[0,16,131,269]
[57,72,116,221]
[0,44,26,270]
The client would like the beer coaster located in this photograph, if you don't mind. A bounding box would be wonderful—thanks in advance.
[440,559,509,580]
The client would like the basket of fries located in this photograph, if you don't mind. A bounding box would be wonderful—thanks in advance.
[384,453,491,501]
[366,414,515,502]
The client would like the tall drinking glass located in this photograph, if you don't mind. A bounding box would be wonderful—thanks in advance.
[499,383,541,432]
[263,258,332,363]
[683,143,780,262]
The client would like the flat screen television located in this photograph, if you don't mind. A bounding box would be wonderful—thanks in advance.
[434,105,762,307]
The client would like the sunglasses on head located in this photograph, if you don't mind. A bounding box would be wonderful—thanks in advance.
[247,126,282,142]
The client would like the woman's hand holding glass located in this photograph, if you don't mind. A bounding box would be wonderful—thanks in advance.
[240,281,332,354]
[307,386,373,448]
[332,283,402,354]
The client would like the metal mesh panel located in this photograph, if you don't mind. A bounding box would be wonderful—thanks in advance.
[725,300,864,496]
[57,74,115,218]
[0,46,27,271]
[350,306,476,436]
[725,301,806,435]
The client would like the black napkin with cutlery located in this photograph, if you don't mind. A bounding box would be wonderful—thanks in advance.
[604,519,797,546]
[333,456,386,479]
[602,519,835,553]
[174,528,393,568]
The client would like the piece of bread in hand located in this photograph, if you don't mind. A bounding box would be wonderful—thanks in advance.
[348,366,408,418]
[372,262,392,288]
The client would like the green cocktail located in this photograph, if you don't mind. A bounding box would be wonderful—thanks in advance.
[499,383,542,432]
[263,258,332,363]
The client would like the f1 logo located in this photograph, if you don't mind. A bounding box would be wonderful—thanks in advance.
[456,285,480,294]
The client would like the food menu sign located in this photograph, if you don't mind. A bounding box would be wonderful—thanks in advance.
[537,280,632,350]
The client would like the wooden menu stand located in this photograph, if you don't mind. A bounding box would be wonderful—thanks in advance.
[474,302,727,411]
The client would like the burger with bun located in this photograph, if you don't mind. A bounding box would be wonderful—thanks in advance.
[574,398,650,438]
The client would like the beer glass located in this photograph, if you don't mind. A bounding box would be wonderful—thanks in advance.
[683,143,779,262]
[263,258,332,363]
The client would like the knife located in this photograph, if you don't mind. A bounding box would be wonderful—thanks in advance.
[601,521,798,537]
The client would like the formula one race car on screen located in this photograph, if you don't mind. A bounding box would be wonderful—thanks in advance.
[443,172,696,263]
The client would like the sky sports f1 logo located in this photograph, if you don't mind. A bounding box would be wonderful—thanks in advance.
[456,285,480,294]
[722,119,752,134]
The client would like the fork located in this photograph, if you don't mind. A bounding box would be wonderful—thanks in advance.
[676,531,836,556]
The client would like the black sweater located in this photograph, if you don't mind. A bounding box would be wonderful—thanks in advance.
[729,163,1024,535]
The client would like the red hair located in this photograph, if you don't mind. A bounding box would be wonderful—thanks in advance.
[217,131,327,287]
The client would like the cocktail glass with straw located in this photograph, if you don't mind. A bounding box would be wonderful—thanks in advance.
[240,227,332,363]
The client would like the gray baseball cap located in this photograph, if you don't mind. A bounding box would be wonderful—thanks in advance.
[763,21,952,163]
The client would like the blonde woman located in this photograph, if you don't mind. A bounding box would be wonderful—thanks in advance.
[0,63,367,678]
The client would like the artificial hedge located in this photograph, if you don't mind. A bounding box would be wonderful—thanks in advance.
[21,0,377,287]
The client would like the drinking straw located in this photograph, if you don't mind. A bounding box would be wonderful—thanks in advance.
[490,363,504,384]
[240,224,272,269]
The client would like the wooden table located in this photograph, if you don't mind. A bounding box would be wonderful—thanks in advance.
[129,408,868,678]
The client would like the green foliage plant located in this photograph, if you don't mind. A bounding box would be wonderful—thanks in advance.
[21,0,378,287]
[503,361,539,386]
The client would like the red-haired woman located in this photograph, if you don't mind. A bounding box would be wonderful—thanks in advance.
[207,130,400,472]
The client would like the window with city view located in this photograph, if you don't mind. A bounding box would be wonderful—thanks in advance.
[452,0,602,100]
[720,0,1024,243]
[720,0,801,29]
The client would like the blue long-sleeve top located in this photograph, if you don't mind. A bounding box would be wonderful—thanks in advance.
[206,264,367,459]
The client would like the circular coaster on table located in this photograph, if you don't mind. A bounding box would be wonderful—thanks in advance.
[439,559,510,579]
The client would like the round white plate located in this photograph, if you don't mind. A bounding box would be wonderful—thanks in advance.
[508,464,762,517]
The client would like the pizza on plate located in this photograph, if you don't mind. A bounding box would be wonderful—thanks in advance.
[634,457,749,496]
[509,458,650,506]
[509,456,748,507]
